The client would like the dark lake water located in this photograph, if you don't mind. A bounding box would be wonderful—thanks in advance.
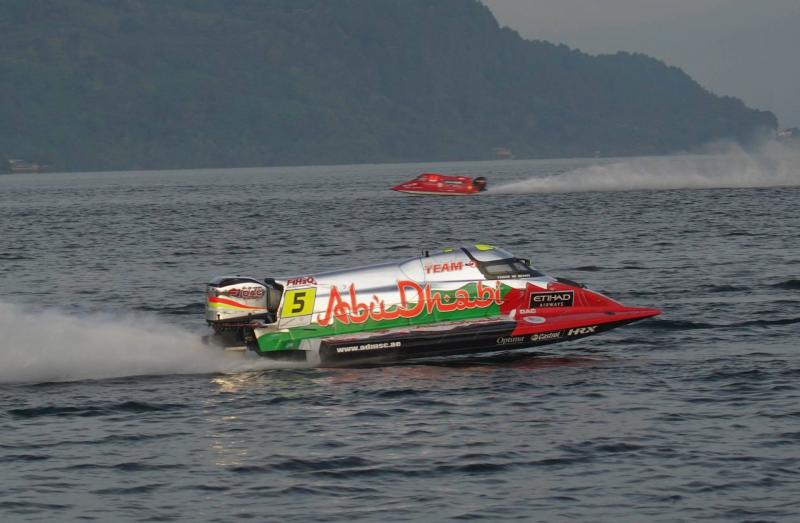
[1,150,799,521]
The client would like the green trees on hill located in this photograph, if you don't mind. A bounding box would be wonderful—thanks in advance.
[0,0,777,171]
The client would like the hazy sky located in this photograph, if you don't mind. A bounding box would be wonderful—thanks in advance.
[482,0,800,127]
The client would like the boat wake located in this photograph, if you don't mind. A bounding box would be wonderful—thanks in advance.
[489,141,800,194]
[0,301,304,385]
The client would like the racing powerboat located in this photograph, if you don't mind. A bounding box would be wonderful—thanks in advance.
[204,245,660,366]
[391,173,487,195]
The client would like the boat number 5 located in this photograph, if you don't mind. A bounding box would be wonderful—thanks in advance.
[281,288,317,318]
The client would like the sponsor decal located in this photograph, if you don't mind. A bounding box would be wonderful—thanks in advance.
[567,326,598,336]
[281,288,318,318]
[336,341,402,353]
[529,291,574,308]
[496,336,525,345]
[529,331,562,342]
[316,280,504,327]
[207,296,264,310]
[522,316,546,325]
[493,273,529,279]
[424,261,476,274]
[518,308,536,315]
[224,286,265,299]
[286,276,316,286]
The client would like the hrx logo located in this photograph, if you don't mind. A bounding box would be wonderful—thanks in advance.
[567,326,597,336]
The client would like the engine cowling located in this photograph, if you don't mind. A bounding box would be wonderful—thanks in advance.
[205,277,270,323]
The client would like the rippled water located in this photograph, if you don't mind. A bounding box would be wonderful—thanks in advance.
[1,151,799,521]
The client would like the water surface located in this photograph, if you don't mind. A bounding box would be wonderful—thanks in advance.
[1,154,799,521]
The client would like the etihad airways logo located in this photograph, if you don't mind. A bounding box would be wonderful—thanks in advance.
[528,291,574,308]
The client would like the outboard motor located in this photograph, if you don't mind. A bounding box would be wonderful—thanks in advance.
[473,176,488,191]
[205,277,282,350]
[205,277,270,323]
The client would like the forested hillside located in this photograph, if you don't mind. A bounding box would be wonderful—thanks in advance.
[0,0,777,171]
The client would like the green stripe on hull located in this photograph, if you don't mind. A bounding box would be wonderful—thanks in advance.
[255,282,512,352]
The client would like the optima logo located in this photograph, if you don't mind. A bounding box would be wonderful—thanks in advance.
[528,291,574,308]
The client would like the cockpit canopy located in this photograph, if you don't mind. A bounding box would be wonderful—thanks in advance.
[416,173,471,184]
[478,257,542,279]
[458,245,543,280]
[420,245,546,281]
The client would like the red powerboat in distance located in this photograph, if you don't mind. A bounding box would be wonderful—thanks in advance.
[391,173,487,196]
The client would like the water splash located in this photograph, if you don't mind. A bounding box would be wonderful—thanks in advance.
[490,141,800,194]
[0,301,302,384]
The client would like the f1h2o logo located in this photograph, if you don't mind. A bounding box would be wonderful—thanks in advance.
[281,288,317,318]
